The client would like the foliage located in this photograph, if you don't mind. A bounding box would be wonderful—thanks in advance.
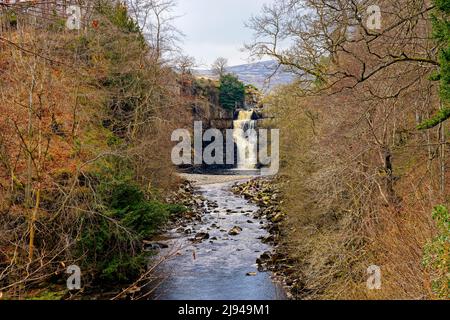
[423,205,450,299]
[77,212,146,283]
[418,1,450,129]
[26,290,66,301]
[0,0,189,295]
[78,176,183,282]
[108,182,174,238]
[219,74,245,110]
[97,1,142,34]
[74,151,185,283]
[253,0,445,299]
[418,108,450,130]
[245,84,262,107]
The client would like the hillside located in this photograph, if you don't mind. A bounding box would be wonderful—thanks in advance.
[194,60,297,91]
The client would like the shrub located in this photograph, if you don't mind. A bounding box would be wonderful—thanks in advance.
[77,213,145,283]
[423,205,450,299]
[77,178,187,283]
[110,182,171,238]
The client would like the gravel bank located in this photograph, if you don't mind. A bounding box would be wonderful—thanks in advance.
[178,173,253,186]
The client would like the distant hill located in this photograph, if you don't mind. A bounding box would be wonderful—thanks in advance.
[194,60,296,91]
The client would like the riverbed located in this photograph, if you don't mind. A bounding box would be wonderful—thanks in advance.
[149,175,286,300]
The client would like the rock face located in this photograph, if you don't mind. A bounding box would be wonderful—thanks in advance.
[187,98,235,170]
[190,84,234,132]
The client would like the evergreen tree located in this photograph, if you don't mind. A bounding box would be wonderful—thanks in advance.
[219,74,245,110]
[418,0,450,130]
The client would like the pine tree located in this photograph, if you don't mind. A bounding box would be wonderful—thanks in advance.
[418,0,450,130]
[219,74,246,110]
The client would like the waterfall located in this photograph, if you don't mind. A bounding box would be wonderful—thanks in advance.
[233,110,258,169]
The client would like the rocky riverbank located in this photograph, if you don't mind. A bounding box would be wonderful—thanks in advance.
[141,180,211,252]
[231,178,300,300]
[150,177,287,300]
[70,180,207,300]
[163,180,207,229]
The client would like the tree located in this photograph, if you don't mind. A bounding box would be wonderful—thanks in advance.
[219,74,245,110]
[245,84,262,107]
[211,57,228,77]
[127,0,183,62]
[0,0,191,297]
[246,0,442,198]
[418,0,450,130]
[245,0,438,93]
[246,0,446,299]
[176,54,196,75]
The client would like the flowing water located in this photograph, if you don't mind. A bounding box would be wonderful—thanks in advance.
[150,178,286,300]
[233,110,258,170]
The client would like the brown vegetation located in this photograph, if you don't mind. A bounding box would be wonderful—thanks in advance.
[0,0,192,298]
[251,0,449,299]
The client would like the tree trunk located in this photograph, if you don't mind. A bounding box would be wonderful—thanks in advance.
[439,122,445,196]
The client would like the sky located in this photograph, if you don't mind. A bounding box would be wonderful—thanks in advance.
[174,0,272,68]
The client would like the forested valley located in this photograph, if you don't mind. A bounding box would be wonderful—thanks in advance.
[0,0,448,300]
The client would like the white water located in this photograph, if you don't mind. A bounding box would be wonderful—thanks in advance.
[233,110,258,170]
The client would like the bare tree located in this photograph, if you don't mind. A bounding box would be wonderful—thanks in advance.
[211,57,228,77]
[176,54,196,74]
[246,0,438,93]
[248,0,445,300]
[127,0,183,62]
[246,0,442,198]
[0,0,192,298]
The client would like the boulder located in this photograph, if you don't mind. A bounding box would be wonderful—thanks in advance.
[194,232,210,240]
[228,226,242,236]
[271,213,284,223]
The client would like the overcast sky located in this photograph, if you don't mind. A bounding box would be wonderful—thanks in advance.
[174,0,272,68]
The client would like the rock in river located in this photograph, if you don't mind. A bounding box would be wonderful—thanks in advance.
[195,232,210,240]
[228,226,243,236]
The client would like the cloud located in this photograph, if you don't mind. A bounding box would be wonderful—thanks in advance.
[174,0,271,66]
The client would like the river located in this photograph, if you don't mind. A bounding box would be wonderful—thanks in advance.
[149,175,286,300]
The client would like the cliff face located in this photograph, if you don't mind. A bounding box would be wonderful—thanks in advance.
[209,104,234,130]
[176,75,236,169]
[180,76,234,130]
